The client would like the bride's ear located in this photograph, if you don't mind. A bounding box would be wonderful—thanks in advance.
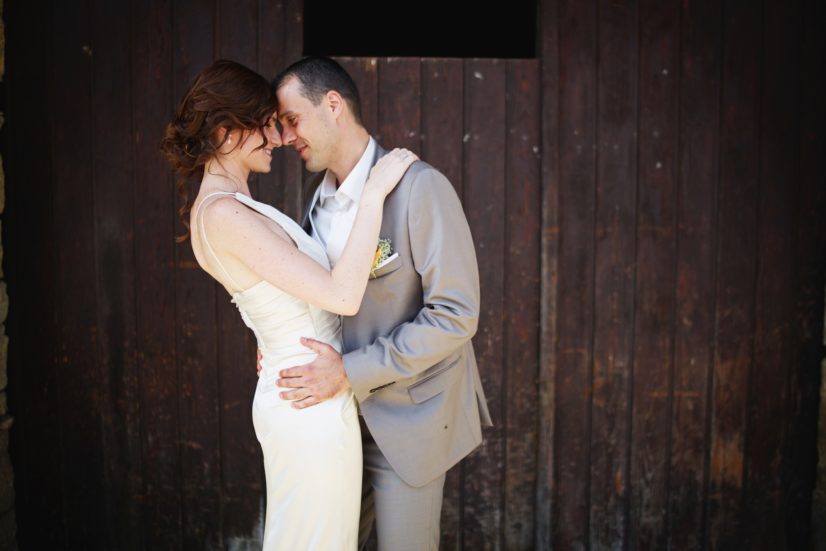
[214,126,234,151]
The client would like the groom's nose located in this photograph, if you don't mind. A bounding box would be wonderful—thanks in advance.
[281,126,296,146]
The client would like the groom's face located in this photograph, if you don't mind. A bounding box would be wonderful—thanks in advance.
[277,77,338,173]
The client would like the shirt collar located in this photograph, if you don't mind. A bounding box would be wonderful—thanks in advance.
[319,137,376,207]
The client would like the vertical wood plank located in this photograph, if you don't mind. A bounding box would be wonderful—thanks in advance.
[377,58,421,151]
[338,57,379,136]
[91,0,143,548]
[421,57,465,550]
[282,0,306,219]
[421,59,464,198]
[462,58,506,550]
[630,0,679,549]
[2,0,64,546]
[51,1,107,548]
[537,0,560,546]
[172,1,221,547]
[589,1,637,549]
[668,1,721,549]
[216,0,265,546]
[789,0,826,546]
[503,58,541,551]
[257,0,288,213]
[743,0,799,547]
[669,0,721,548]
[706,1,760,548]
[555,0,597,547]
[217,0,257,64]
[132,0,181,547]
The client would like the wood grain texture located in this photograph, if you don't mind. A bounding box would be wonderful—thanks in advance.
[668,0,720,548]
[461,58,507,550]
[707,1,761,548]
[743,0,800,548]
[788,0,826,546]
[377,58,420,151]
[590,1,637,548]
[555,0,597,548]
[51,1,106,547]
[537,0,560,547]
[92,0,143,547]
[503,59,541,551]
[131,0,182,547]
[629,1,680,549]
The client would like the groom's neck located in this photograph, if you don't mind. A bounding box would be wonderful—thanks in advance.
[329,127,370,186]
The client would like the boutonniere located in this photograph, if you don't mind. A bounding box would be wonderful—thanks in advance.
[370,237,395,278]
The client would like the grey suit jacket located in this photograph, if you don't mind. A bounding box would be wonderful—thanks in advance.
[302,143,492,487]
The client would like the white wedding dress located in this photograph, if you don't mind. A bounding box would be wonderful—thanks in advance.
[194,191,361,550]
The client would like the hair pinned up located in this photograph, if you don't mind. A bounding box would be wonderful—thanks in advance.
[161,59,277,241]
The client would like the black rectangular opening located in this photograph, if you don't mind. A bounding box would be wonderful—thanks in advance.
[304,0,537,59]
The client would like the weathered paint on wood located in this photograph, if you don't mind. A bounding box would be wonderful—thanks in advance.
[461,58,507,550]
[589,1,637,548]
[555,0,597,547]
[51,1,107,548]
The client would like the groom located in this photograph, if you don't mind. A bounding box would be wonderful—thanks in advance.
[272,56,491,549]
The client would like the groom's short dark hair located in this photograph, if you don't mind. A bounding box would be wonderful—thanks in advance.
[274,57,363,126]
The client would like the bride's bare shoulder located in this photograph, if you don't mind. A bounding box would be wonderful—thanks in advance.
[195,195,254,227]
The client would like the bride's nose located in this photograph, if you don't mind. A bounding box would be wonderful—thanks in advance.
[265,125,282,148]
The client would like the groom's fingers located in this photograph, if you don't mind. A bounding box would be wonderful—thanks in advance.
[279,387,311,401]
[278,368,301,380]
[277,376,306,388]
[299,336,332,354]
[291,395,320,409]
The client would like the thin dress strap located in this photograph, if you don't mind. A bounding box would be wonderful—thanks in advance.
[193,191,245,292]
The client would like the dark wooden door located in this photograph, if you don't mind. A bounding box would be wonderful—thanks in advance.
[2,0,824,550]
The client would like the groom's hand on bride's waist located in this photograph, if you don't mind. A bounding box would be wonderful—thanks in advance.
[276,337,351,409]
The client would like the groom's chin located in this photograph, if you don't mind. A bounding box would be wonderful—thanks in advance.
[303,162,325,174]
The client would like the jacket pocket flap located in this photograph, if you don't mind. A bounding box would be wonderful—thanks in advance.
[370,255,402,279]
[407,356,463,404]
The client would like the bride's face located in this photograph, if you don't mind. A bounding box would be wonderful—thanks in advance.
[230,112,282,173]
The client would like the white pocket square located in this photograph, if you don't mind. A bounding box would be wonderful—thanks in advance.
[374,252,398,270]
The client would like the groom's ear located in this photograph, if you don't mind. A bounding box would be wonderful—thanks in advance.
[326,90,345,119]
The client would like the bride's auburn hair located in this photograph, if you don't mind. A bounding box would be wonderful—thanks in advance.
[161,59,278,241]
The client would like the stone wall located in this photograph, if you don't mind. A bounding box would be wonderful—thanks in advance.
[0,0,16,548]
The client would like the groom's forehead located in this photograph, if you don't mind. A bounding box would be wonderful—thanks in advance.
[276,76,304,101]
[277,80,309,110]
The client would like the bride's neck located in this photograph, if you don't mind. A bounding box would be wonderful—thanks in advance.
[203,157,252,196]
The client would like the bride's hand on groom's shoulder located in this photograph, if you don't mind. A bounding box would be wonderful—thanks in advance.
[364,148,418,198]
[276,337,351,409]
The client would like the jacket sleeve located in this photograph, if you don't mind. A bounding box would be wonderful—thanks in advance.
[342,167,481,402]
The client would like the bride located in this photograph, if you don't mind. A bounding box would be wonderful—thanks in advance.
[161,59,416,550]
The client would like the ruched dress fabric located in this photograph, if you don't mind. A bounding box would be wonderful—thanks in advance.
[195,192,361,550]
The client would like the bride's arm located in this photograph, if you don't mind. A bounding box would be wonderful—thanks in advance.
[207,149,417,315]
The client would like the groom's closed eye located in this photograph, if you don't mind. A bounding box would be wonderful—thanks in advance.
[279,112,298,127]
